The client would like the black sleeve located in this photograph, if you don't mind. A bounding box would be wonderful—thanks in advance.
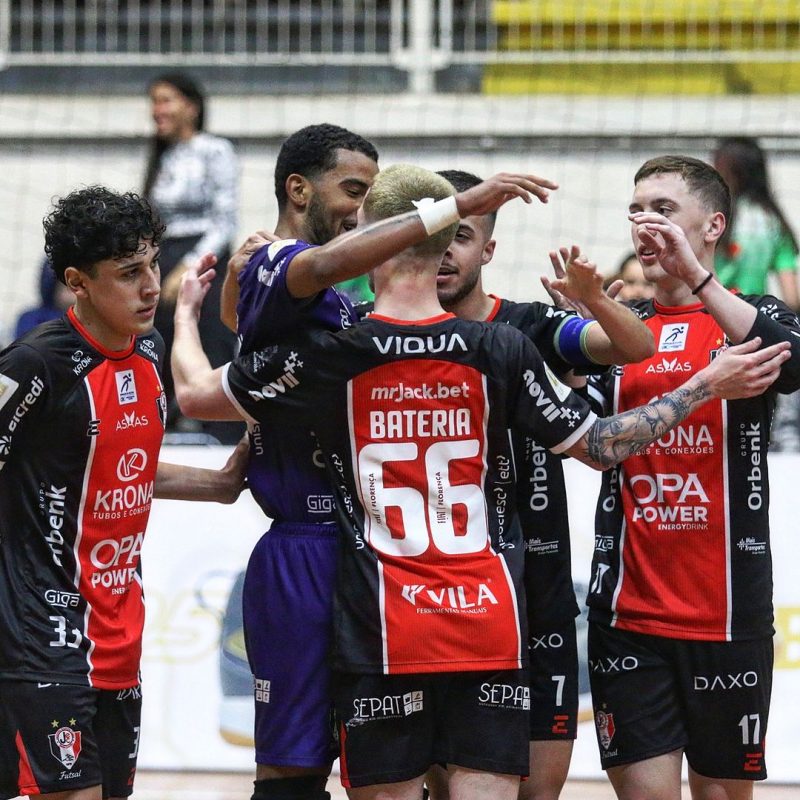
[507,333,597,453]
[743,295,800,394]
[0,344,50,469]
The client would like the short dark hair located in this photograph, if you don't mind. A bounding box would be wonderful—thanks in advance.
[436,169,497,235]
[634,155,731,221]
[44,186,166,284]
[274,124,379,210]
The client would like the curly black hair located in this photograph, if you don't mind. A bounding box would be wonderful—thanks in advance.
[44,186,166,284]
[274,123,379,211]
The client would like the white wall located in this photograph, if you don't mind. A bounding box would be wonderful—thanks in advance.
[3,93,800,342]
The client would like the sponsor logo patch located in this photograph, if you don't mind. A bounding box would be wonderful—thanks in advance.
[658,322,689,352]
[737,537,767,555]
[138,339,159,362]
[247,352,302,401]
[478,683,530,710]
[645,357,692,374]
[401,582,498,613]
[71,350,92,376]
[116,411,149,432]
[116,449,147,483]
[348,691,424,727]
[115,370,137,405]
[44,589,80,609]
[254,678,270,704]
[307,495,335,514]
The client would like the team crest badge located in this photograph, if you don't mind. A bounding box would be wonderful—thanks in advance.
[48,726,82,768]
[595,710,616,750]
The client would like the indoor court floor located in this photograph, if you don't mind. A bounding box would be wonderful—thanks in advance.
[133,771,799,799]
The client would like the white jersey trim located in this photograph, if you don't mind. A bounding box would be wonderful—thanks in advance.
[722,398,733,641]
[222,363,258,425]
[76,374,100,684]
[550,411,597,454]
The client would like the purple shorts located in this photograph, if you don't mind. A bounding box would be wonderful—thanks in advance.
[243,522,339,767]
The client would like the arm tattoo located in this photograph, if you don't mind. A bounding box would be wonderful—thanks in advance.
[586,377,711,468]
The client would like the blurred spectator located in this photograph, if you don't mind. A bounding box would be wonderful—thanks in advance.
[14,258,75,339]
[714,138,800,452]
[144,71,242,443]
[603,251,655,301]
[713,137,800,310]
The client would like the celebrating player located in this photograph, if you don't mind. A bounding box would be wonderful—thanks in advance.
[586,155,800,800]
[0,186,246,800]
[427,168,654,800]
[220,124,380,800]
[172,164,789,800]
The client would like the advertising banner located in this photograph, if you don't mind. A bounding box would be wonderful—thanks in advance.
[138,447,800,782]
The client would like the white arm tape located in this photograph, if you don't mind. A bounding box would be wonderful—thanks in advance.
[414,195,460,236]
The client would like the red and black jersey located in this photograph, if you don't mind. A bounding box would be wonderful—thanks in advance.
[0,308,166,689]
[223,313,596,675]
[587,294,800,641]
[488,297,589,630]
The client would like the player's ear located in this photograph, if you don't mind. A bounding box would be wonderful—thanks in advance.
[705,211,726,244]
[285,174,310,210]
[63,266,88,298]
[481,238,497,266]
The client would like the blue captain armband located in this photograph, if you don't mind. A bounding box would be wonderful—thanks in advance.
[553,315,600,368]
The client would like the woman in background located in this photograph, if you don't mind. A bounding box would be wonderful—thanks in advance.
[713,136,799,311]
[714,137,800,452]
[145,71,241,442]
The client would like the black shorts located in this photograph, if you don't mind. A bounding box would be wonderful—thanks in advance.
[528,619,579,740]
[0,680,142,799]
[588,622,772,780]
[335,670,530,788]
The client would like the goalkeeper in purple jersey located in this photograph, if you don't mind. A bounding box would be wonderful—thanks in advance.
[217,124,380,800]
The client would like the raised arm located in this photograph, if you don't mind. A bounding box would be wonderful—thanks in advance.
[546,245,655,363]
[172,254,241,421]
[566,337,791,469]
[285,171,559,298]
[631,211,758,342]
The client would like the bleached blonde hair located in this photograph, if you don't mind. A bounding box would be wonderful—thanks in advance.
[362,164,458,257]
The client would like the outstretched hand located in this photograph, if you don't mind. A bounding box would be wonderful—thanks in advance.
[456,172,558,217]
[176,253,217,322]
[541,245,608,317]
[228,231,274,277]
[700,338,791,400]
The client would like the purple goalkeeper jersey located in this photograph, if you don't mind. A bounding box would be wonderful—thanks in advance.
[236,238,358,523]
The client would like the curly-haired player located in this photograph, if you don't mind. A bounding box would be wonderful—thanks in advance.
[0,185,247,800]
